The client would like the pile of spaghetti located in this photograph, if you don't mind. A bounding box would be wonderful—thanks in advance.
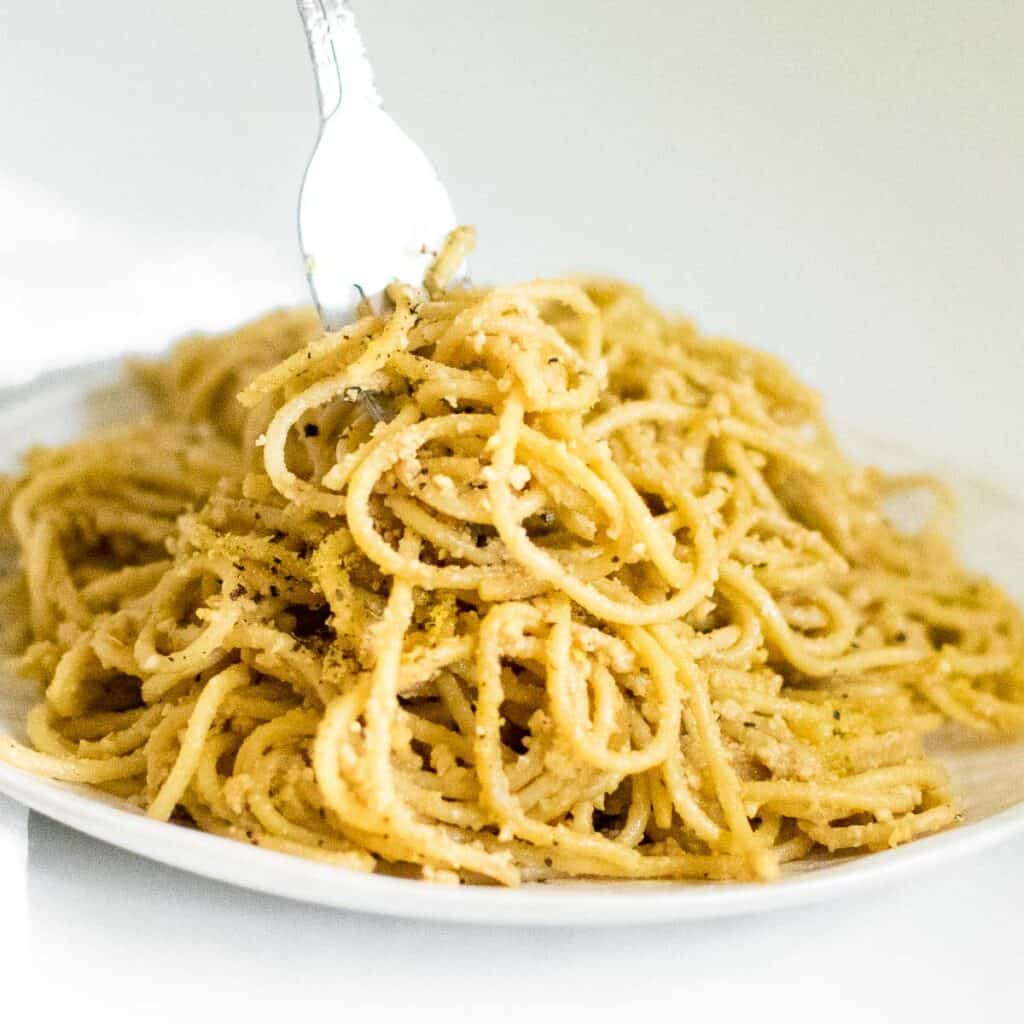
[3,229,1023,885]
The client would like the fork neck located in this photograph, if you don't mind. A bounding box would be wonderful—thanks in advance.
[296,0,380,121]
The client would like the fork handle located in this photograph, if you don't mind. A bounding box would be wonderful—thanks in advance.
[296,0,380,120]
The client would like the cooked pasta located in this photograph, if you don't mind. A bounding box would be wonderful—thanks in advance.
[2,227,1023,885]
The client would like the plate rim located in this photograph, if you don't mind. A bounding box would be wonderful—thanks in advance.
[4,757,1024,926]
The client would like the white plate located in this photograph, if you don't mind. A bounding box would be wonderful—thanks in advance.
[1,361,1023,926]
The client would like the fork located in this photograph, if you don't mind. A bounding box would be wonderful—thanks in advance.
[295,0,461,331]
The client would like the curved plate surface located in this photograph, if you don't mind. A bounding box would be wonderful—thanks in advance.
[1,361,1022,925]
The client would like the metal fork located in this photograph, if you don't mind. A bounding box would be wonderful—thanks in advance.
[295,0,460,330]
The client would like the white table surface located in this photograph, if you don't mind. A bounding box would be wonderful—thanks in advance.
[1,2,1021,1018]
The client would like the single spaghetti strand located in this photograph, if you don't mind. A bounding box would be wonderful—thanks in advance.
[148,663,250,821]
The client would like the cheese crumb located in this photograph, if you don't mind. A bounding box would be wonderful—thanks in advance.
[508,464,531,490]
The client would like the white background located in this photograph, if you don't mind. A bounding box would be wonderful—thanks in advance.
[0,2,1022,1019]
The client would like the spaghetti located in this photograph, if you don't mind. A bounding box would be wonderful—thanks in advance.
[3,228,1023,885]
